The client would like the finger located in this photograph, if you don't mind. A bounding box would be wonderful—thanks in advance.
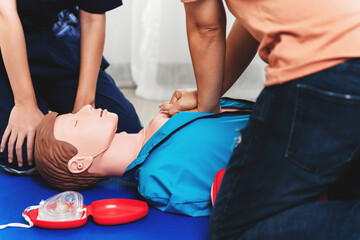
[169,90,182,105]
[0,126,11,153]
[158,102,169,109]
[168,103,182,116]
[159,103,173,112]
[15,133,25,167]
[7,131,17,164]
[26,132,35,166]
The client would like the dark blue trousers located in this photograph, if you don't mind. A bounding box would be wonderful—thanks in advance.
[210,58,360,239]
[0,70,142,174]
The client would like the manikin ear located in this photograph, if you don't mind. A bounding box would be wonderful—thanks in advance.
[68,156,94,174]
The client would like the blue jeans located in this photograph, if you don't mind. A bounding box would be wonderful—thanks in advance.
[210,59,360,239]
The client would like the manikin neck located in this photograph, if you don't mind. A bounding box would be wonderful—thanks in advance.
[87,112,170,177]
[88,130,145,176]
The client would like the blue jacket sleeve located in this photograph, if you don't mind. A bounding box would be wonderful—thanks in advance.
[78,0,122,13]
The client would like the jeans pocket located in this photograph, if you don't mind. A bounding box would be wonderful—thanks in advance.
[285,84,360,173]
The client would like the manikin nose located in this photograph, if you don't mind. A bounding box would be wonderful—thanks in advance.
[85,105,95,112]
[76,105,94,115]
[78,105,103,117]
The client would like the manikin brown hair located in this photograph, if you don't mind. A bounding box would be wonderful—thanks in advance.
[34,112,108,191]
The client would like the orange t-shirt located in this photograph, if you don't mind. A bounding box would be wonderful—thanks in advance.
[182,0,360,85]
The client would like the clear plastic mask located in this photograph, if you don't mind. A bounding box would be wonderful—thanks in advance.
[38,191,84,222]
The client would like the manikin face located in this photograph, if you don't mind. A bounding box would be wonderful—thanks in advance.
[54,105,118,158]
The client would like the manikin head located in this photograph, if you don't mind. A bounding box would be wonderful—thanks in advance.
[34,105,118,191]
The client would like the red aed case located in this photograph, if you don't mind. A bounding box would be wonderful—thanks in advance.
[24,198,148,229]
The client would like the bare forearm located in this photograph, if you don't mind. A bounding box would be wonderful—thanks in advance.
[184,0,226,113]
[76,10,106,107]
[0,11,37,107]
[221,20,259,96]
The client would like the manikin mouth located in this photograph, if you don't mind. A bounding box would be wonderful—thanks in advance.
[100,110,104,117]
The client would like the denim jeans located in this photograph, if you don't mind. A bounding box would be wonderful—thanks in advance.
[210,58,360,239]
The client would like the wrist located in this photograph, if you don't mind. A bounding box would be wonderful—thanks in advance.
[197,90,221,113]
[198,101,221,113]
[74,94,95,107]
[14,94,37,109]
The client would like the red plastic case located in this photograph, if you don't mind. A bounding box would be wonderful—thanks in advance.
[24,199,148,229]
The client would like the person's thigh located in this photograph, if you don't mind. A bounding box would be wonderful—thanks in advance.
[40,70,142,133]
[240,201,360,240]
[210,59,360,239]
[328,154,360,200]
[0,74,48,174]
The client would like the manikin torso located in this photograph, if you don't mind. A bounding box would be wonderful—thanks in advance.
[93,109,239,175]
[54,105,238,177]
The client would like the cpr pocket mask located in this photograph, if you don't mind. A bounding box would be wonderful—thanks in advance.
[0,191,148,229]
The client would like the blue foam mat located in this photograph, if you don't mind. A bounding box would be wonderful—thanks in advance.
[0,170,209,239]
